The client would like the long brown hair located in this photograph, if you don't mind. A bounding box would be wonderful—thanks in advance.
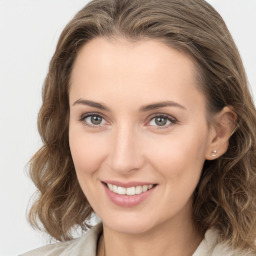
[28,0,256,252]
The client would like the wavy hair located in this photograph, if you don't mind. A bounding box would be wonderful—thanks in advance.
[28,0,256,252]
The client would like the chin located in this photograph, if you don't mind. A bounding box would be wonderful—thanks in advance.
[100,211,161,235]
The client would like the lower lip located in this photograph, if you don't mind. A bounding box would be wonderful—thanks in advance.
[103,183,156,207]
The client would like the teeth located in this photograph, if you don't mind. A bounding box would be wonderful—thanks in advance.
[127,187,136,195]
[107,183,154,196]
[108,184,113,190]
[113,185,118,193]
[135,186,142,194]
[117,186,126,195]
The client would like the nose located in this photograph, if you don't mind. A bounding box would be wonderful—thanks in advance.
[107,125,144,174]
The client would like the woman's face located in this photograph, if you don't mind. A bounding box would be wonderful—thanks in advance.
[69,37,214,234]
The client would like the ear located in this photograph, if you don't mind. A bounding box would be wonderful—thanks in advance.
[205,106,237,160]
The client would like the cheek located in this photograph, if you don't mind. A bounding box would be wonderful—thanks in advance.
[69,129,109,204]
[69,132,108,175]
[146,130,208,181]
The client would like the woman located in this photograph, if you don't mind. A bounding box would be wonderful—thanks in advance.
[22,0,256,255]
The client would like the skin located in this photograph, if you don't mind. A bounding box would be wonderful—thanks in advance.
[69,37,236,256]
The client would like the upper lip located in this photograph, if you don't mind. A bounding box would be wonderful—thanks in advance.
[102,180,157,188]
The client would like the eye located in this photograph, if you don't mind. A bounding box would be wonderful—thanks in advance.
[148,114,177,129]
[80,113,108,127]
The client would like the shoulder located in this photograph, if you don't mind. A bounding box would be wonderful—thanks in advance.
[193,228,254,256]
[20,224,103,256]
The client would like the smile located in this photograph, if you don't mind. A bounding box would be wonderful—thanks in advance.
[106,183,154,196]
[102,181,157,207]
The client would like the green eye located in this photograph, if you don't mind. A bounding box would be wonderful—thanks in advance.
[80,114,106,127]
[154,116,169,126]
[149,115,176,128]
[89,115,103,125]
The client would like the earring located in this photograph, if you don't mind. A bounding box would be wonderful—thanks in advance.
[211,150,217,157]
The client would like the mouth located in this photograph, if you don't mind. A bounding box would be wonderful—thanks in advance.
[107,183,154,196]
[102,181,157,207]
[102,182,157,196]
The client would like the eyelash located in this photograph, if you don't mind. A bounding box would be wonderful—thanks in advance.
[79,112,178,129]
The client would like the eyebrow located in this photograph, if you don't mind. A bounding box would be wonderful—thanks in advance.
[139,101,186,111]
[72,99,186,111]
[73,99,111,111]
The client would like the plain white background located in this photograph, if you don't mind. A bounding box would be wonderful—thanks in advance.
[0,1,255,255]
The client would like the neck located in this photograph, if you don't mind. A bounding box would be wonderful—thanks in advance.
[97,213,203,256]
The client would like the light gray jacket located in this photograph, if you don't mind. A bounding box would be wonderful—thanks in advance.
[20,224,253,256]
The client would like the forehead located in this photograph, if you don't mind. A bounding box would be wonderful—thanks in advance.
[69,37,206,113]
[71,37,198,84]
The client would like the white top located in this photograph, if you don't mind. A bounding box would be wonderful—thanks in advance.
[20,224,251,256]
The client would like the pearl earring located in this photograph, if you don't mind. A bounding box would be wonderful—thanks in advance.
[211,150,217,157]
